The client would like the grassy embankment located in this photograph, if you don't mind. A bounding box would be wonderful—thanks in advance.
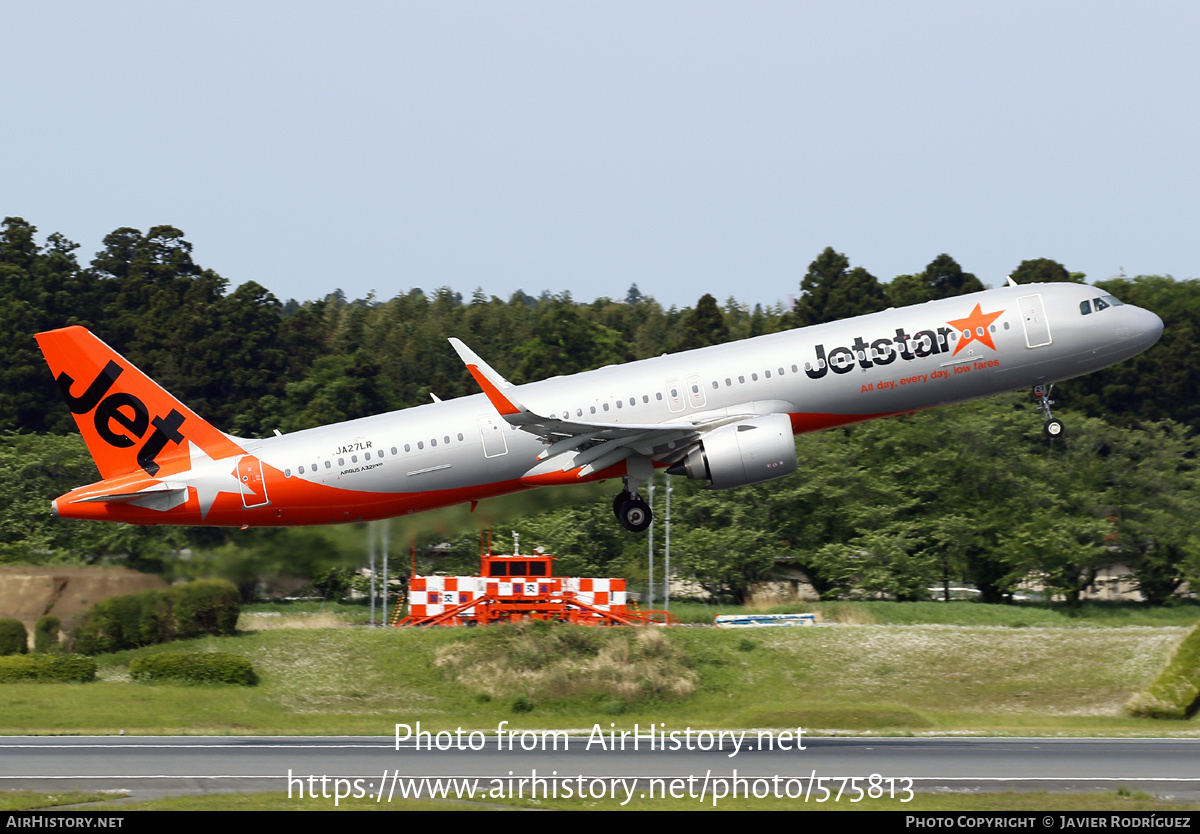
[1,600,1198,735]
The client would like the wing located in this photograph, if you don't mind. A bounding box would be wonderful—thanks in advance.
[449,338,702,477]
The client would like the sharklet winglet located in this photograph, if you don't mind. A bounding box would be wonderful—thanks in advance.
[449,337,533,420]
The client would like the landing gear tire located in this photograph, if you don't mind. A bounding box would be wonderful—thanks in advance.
[1044,418,1065,439]
[618,497,652,533]
[613,490,630,518]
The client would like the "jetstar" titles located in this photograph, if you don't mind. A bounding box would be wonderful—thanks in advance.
[804,305,1005,380]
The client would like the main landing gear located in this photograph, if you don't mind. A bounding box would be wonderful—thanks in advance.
[1033,384,1065,439]
[612,485,652,533]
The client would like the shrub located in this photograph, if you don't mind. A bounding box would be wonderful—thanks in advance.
[170,580,240,639]
[129,652,258,686]
[0,619,27,656]
[0,654,95,683]
[34,616,61,654]
[73,579,241,655]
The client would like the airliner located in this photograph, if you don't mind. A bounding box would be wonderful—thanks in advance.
[36,280,1163,532]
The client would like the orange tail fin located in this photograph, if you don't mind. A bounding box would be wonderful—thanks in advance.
[35,326,243,480]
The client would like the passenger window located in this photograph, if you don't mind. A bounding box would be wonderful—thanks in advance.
[325,461,332,469]
[338,458,345,466]
[765,370,772,378]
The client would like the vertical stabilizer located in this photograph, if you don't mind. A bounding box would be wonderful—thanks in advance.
[35,326,243,480]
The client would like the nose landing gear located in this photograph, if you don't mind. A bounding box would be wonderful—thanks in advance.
[1034,384,1065,438]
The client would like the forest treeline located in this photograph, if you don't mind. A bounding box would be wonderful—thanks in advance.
[1,217,1198,604]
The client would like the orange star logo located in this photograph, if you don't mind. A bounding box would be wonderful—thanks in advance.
[946,304,1004,356]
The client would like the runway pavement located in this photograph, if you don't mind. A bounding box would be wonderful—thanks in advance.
[2,735,1199,803]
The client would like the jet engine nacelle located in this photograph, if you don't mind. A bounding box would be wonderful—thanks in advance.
[667,413,798,489]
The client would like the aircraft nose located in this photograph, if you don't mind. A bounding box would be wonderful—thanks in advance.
[1135,306,1164,348]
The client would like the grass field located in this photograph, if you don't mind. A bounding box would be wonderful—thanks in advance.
[1,613,1197,735]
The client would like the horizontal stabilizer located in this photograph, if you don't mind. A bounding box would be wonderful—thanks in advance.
[70,482,189,512]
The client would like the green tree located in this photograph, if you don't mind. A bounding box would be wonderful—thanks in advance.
[921,254,984,299]
[669,489,776,604]
[793,248,887,327]
[885,273,932,307]
[1067,276,1200,426]
[0,433,182,568]
[0,218,98,434]
[674,293,730,351]
[513,300,624,382]
[1009,258,1083,284]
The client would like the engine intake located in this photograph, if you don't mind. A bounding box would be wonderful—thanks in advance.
[666,413,797,489]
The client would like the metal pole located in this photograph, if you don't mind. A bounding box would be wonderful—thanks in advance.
[382,520,390,627]
[665,476,672,612]
[647,478,655,609]
[368,521,376,627]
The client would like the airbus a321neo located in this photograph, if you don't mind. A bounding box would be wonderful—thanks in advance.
[37,280,1163,532]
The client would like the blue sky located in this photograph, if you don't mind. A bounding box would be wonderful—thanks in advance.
[5,1,1196,309]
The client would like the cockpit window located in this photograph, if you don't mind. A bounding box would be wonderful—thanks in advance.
[1083,295,1126,315]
